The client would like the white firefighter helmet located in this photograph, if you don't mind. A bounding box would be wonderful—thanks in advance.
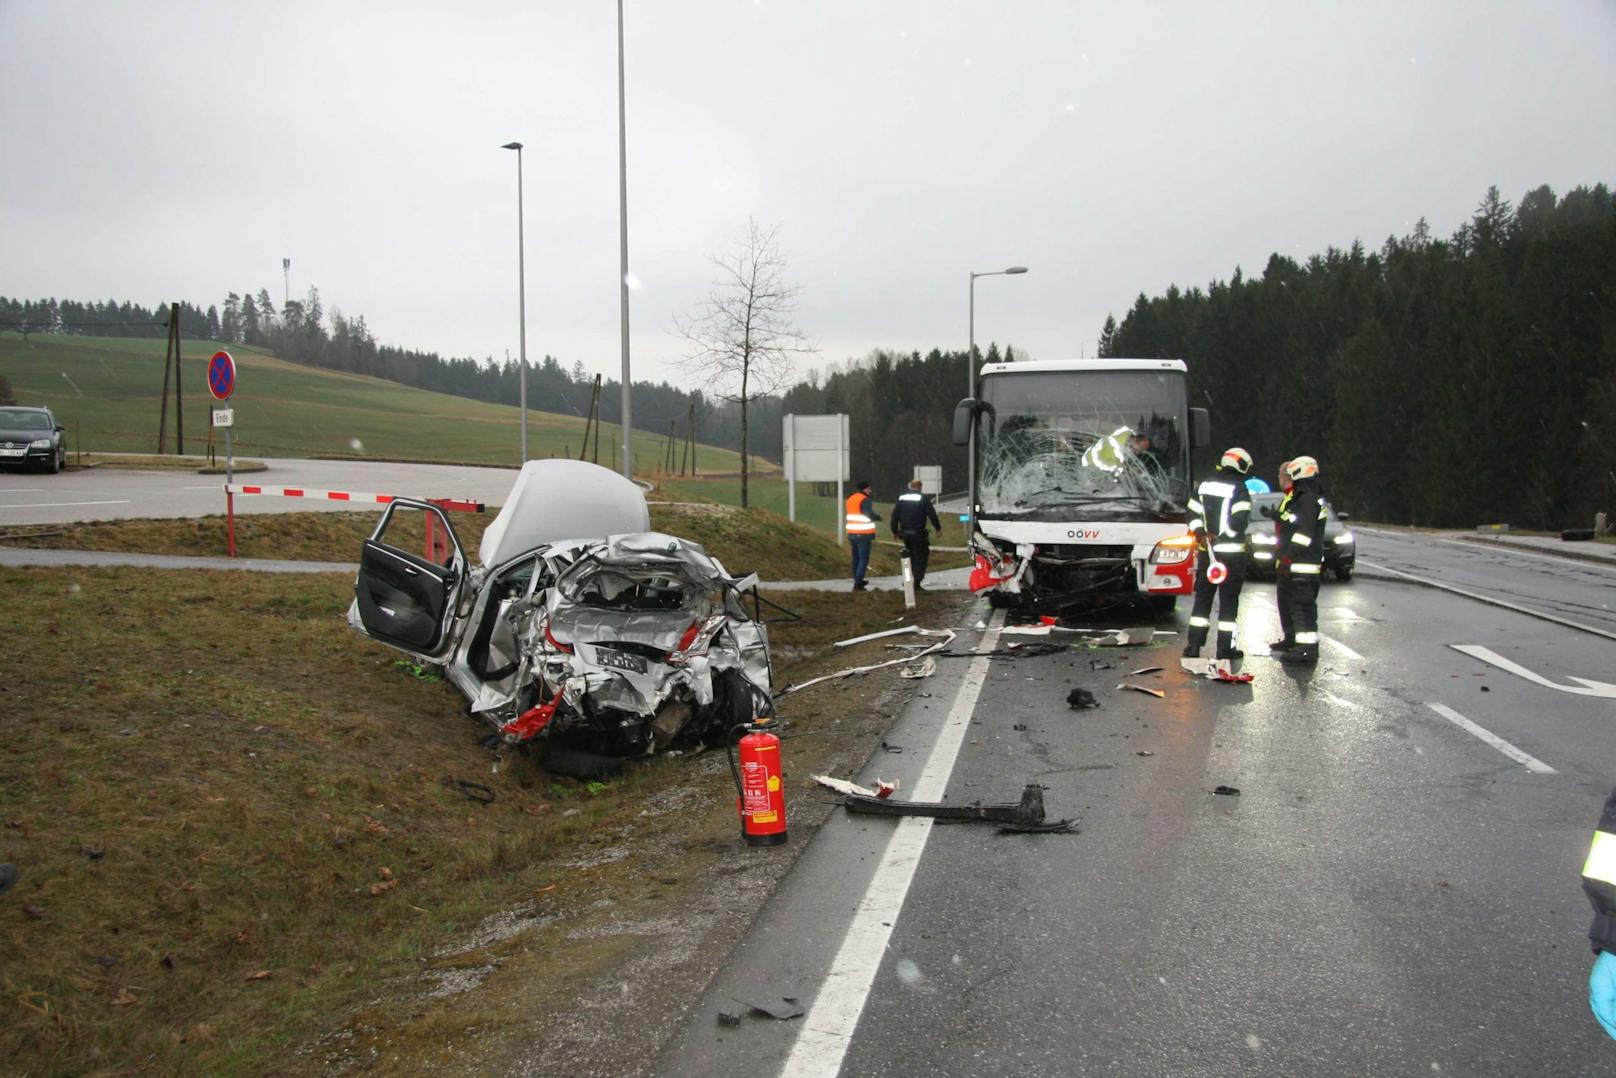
[1284,456,1320,481]
[1219,447,1253,474]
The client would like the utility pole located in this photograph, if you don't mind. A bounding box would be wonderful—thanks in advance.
[282,258,290,309]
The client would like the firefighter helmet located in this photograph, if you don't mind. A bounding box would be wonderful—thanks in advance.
[1284,456,1320,481]
[1219,447,1253,474]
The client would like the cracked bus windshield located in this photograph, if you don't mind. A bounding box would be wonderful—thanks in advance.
[979,369,1190,521]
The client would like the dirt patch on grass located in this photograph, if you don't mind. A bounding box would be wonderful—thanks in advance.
[0,563,972,1074]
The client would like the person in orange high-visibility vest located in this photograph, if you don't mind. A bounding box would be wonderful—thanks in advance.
[845,480,880,591]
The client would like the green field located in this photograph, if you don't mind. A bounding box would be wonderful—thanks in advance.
[1,334,751,473]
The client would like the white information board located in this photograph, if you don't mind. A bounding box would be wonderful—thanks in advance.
[782,413,850,539]
[912,465,941,495]
[783,413,850,482]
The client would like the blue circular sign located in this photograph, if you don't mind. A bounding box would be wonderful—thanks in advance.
[208,351,236,401]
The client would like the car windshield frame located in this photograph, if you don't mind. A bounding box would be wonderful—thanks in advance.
[977,369,1191,521]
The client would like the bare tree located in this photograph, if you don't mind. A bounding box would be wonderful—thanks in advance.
[675,219,816,507]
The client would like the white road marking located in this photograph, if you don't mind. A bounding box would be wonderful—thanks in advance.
[1359,558,1616,643]
[0,500,132,510]
[782,610,1005,1078]
[1423,702,1557,774]
[1449,644,1616,700]
[1322,636,1364,661]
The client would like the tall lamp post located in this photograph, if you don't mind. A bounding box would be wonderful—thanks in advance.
[501,141,529,463]
[616,0,633,480]
[967,266,1028,527]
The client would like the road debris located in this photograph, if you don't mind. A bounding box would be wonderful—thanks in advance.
[835,782,1076,834]
[1135,750,1155,757]
[812,774,899,799]
[1066,687,1100,709]
[1128,666,1163,676]
[836,625,922,648]
[716,1010,743,1027]
[732,996,805,1020]
[1001,624,1053,637]
[452,779,496,804]
[879,741,904,754]
[1117,683,1166,699]
[898,656,937,680]
[780,630,956,696]
[1213,785,1241,796]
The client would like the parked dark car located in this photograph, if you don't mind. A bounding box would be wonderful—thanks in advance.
[1247,491,1355,581]
[0,406,67,473]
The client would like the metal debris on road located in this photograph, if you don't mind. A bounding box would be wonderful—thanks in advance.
[1117,683,1166,698]
[1128,666,1164,676]
[1213,785,1241,796]
[836,782,1076,834]
[836,625,922,648]
[717,1010,742,1027]
[1066,687,1100,709]
[780,629,957,696]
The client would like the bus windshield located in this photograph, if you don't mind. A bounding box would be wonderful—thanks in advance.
[977,369,1190,520]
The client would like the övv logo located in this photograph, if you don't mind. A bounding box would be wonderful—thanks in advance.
[1066,528,1101,539]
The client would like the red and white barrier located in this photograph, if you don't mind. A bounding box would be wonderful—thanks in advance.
[223,483,485,558]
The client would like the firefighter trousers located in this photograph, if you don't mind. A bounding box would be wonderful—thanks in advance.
[1276,565,1320,647]
[1187,550,1247,658]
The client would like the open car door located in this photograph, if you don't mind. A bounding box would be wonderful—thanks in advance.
[351,499,468,663]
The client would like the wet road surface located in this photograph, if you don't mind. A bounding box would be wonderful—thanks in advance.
[655,541,1616,1076]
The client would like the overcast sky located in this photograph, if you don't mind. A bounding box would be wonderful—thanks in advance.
[3,1,1613,389]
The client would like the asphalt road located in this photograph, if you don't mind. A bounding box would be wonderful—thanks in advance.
[655,541,1616,1076]
[0,457,521,524]
[1355,526,1616,637]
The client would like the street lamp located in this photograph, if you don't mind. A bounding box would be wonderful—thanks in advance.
[502,140,529,463]
[967,266,1028,526]
[616,0,633,480]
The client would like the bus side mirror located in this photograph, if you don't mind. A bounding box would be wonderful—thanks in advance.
[1191,407,1211,448]
[952,399,977,446]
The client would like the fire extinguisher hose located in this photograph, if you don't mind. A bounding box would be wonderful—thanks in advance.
[724,722,753,801]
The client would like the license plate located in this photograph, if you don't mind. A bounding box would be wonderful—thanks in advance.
[595,649,647,674]
[0,448,26,457]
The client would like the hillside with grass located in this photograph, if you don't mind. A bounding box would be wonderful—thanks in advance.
[1,334,759,474]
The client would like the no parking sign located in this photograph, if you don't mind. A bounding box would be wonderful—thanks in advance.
[207,351,236,400]
[208,350,237,481]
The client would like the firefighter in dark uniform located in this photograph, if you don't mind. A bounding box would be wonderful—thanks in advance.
[890,479,943,588]
[1582,786,1616,1038]
[1272,455,1326,664]
[1184,447,1253,663]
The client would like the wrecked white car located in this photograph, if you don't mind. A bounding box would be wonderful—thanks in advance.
[347,460,775,767]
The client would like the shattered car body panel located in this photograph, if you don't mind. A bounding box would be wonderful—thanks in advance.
[346,463,774,760]
[532,532,773,754]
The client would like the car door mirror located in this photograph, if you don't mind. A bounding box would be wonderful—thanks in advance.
[1190,407,1211,448]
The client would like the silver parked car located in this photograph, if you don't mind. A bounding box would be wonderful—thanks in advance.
[347,460,775,768]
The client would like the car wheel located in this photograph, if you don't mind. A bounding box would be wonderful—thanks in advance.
[49,446,63,474]
[1334,566,1352,582]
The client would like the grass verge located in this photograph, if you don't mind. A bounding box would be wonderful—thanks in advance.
[0,561,956,1074]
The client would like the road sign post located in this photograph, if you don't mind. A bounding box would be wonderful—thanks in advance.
[207,351,237,486]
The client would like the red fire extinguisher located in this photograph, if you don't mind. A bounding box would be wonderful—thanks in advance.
[728,721,788,847]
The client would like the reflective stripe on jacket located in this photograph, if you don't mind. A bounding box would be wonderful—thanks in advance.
[1585,787,1616,953]
[1187,469,1250,555]
[845,491,877,535]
